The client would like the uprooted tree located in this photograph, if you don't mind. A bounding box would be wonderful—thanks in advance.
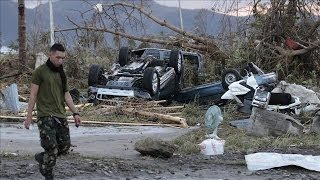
[59,0,319,79]
[61,0,229,77]
[250,0,320,78]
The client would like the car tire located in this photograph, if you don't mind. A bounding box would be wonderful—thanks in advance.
[88,64,106,86]
[221,69,241,90]
[118,47,131,66]
[174,74,184,94]
[143,67,160,96]
[169,50,183,74]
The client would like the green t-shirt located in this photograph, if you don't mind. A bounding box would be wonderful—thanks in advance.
[32,64,69,118]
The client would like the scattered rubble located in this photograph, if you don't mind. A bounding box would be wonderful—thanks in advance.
[0,97,189,128]
[248,107,304,137]
[272,81,320,104]
[310,113,320,134]
[229,119,253,130]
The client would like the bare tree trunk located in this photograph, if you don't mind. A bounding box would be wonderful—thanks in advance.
[18,0,26,73]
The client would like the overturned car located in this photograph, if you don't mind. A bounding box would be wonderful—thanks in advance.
[88,47,204,101]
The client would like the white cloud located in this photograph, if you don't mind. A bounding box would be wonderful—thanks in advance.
[154,0,320,16]
[154,0,256,16]
[154,0,214,10]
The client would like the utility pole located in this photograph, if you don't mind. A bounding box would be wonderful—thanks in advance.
[236,0,239,30]
[18,0,26,72]
[178,0,184,31]
[49,0,55,45]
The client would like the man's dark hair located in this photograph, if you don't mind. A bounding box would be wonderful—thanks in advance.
[50,43,65,52]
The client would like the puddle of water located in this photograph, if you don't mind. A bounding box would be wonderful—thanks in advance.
[0,123,185,141]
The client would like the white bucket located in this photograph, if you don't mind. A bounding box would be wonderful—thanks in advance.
[199,138,225,155]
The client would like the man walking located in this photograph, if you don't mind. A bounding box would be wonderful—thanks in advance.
[24,43,81,179]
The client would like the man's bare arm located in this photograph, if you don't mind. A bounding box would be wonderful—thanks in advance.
[64,91,81,126]
[64,92,78,113]
[25,83,39,129]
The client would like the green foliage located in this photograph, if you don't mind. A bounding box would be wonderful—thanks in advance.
[127,38,136,49]
[226,42,252,69]
[137,42,150,49]
[65,44,116,83]
[182,60,200,88]
[284,70,319,87]
[174,128,205,154]
[202,54,224,83]
[182,103,204,126]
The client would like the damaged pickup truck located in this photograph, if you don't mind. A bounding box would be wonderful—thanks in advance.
[87,47,205,102]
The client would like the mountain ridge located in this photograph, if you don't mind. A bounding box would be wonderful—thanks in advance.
[0,0,239,46]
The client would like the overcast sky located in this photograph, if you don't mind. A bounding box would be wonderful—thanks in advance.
[154,0,253,9]
[18,0,255,10]
[14,0,259,17]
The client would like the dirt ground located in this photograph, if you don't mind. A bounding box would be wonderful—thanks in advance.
[1,123,320,179]
[1,152,320,180]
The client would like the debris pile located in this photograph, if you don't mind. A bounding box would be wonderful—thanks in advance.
[220,62,320,136]
[0,93,189,128]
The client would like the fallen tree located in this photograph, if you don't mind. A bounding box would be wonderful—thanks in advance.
[59,1,228,60]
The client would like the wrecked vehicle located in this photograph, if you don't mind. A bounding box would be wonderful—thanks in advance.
[220,62,307,114]
[174,82,226,104]
[88,47,204,101]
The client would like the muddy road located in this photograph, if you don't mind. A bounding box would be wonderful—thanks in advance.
[1,123,319,179]
[1,123,195,158]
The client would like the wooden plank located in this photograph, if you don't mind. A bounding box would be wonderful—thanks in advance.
[150,100,167,104]
[0,116,36,121]
[146,106,184,110]
[97,106,188,128]
[122,108,188,128]
[67,120,179,128]
[167,112,182,116]
[0,115,179,128]
[65,103,93,111]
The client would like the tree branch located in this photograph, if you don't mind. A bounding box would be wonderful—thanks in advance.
[66,13,220,51]
[58,26,209,51]
[101,2,224,53]
[307,19,320,39]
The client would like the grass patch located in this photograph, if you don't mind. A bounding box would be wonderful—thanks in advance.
[219,104,320,152]
[80,106,142,123]
[174,103,320,155]
[182,103,205,126]
[222,128,320,152]
[80,105,185,124]
[173,128,206,154]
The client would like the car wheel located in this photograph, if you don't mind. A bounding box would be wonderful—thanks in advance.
[88,64,106,86]
[221,69,241,90]
[118,47,131,66]
[169,50,183,74]
[143,67,160,96]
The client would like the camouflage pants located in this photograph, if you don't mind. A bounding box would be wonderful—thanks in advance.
[37,116,71,176]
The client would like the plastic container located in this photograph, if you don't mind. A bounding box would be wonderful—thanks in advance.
[199,138,225,156]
